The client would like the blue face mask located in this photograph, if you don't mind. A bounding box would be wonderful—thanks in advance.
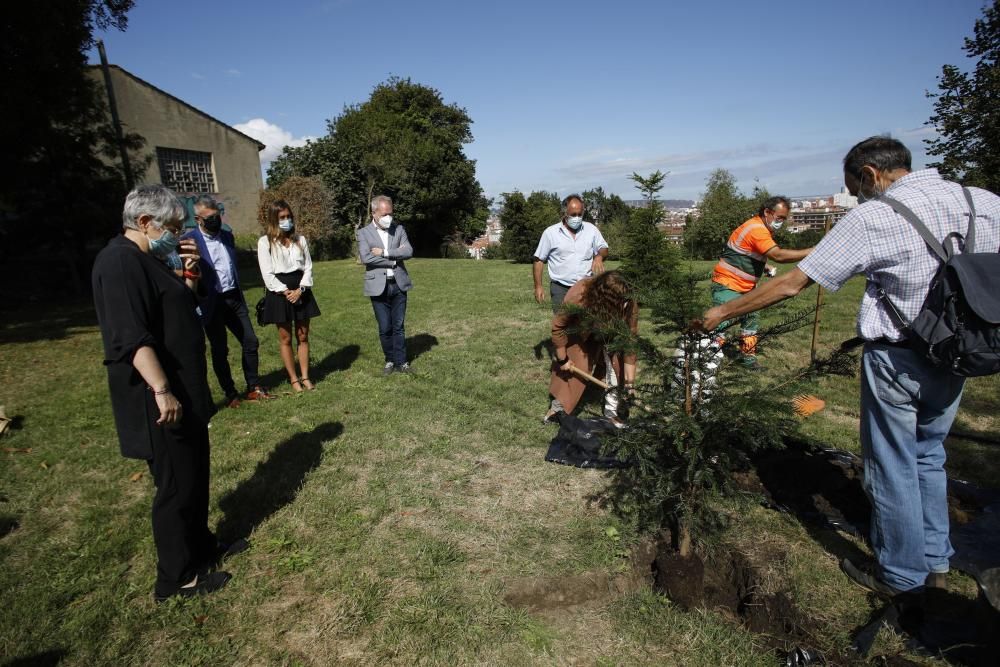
[149,229,179,260]
[279,219,294,232]
[565,216,583,231]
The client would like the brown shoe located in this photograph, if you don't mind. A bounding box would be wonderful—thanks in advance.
[925,572,949,590]
[225,393,241,409]
[245,386,272,401]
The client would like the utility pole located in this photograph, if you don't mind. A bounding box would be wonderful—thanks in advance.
[96,40,134,190]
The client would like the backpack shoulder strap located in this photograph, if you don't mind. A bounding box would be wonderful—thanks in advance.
[962,187,977,253]
[880,195,951,262]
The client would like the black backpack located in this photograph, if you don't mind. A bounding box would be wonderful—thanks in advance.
[877,188,1000,377]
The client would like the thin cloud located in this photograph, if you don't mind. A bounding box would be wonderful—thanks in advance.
[191,72,206,80]
[225,68,241,77]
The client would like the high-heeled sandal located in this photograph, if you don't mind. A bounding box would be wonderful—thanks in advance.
[290,378,305,392]
[301,377,316,391]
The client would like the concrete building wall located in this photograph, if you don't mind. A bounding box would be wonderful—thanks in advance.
[88,66,264,234]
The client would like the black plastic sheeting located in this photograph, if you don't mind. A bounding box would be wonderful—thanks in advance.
[544,414,629,469]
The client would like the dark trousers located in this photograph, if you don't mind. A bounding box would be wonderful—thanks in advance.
[550,281,571,314]
[204,290,260,397]
[147,415,216,597]
[370,281,408,365]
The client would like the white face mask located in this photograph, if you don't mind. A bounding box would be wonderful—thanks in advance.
[770,220,784,231]
[376,215,393,228]
[565,216,583,231]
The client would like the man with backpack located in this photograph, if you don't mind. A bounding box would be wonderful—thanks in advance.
[698,136,1000,598]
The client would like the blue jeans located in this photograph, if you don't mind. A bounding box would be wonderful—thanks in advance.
[860,342,965,591]
[371,282,408,366]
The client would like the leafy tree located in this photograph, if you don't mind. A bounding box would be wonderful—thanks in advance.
[926,0,1000,193]
[498,190,560,263]
[629,170,668,203]
[267,77,487,255]
[619,172,678,290]
[0,1,143,296]
[257,176,352,260]
[683,170,769,260]
[582,187,607,223]
[599,193,633,260]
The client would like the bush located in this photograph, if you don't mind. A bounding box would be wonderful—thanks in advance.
[480,245,505,260]
[257,176,354,260]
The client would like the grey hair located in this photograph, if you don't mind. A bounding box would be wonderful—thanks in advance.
[121,185,186,230]
[370,195,393,214]
[193,194,219,211]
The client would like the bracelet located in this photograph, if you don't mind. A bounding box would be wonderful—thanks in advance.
[556,356,568,365]
[183,270,201,280]
[150,386,170,396]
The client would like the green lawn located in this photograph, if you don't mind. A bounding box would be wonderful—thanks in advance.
[1,258,997,665]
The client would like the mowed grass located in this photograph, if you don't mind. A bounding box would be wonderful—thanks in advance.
[0,257,997,665]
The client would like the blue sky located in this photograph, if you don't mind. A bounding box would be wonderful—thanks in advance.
[88,0,987,201]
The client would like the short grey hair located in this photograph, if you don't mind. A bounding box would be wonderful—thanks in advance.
[370,195,393,214]
[122,185,186,231]
[193,194,219,211]
[561,193,584,213]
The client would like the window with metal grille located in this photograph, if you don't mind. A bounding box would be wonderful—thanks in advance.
[156,147,216,193]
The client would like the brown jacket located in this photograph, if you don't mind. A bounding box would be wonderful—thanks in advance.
[549,278,638,414]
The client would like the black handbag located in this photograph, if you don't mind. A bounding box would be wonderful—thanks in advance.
[255,297,266,326]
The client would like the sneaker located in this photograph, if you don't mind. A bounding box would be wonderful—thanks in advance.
[840,558,905,599]
[382,362,395,376]
[397,363,413,374]
[245,386,272,401]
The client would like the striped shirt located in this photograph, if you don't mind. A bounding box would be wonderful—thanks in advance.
[798,169,1000,342]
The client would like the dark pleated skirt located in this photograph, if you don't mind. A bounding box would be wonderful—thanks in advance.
[260,270,321,324]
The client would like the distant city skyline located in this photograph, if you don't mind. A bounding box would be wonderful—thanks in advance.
[88,0,987,201]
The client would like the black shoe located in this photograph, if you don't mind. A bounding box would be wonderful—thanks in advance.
[155,571,232,603]
[840,558,905,599]
[396,362,413,374]
[382,362,395,376]
[197,538,250,576]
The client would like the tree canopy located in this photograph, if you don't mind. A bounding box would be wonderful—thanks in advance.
[498,191,561,263]
[267,77,488,256]
[682,170,770,260]
[925,0,1000,193]
[1,1,142,296]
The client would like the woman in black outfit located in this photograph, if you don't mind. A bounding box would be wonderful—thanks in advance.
[92,184,232,601]
[256,200,321,391]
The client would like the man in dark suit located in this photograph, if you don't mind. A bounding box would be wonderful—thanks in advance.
[357,195,414,375]
[182,195,270,406]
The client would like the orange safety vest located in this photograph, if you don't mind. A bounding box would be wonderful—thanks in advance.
[711,216,776,293]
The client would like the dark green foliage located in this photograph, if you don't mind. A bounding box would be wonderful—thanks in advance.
[594,268,857,551]
[498,190,560,263]
[266,77,488,255]
[598,194,633,260]
[773,227,826,250]
[926,0,1000,193]
[683,170,770,259]
[0,1,142,299]
[619,172,679,291]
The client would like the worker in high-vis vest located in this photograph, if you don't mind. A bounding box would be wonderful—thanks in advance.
[710,196,813,368]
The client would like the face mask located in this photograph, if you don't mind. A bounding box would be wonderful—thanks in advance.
[376,215,393,228]
[770,220,784,230]
[279,219,294,232]
[201,214,222,234]
[565,216,583,231]
[148,228,179,260]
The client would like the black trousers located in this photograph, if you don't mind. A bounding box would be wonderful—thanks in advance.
[147,414,216,598]
[204,291,260,398]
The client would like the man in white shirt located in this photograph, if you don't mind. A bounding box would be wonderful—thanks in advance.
[182,196,270,406]
[533,194,609,313]
[357,195,414,375]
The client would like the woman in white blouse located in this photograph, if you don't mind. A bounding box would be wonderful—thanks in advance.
[257,200,321,391]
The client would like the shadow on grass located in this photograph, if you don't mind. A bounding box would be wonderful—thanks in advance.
[0,301,97,344]
[258,344,361,390]
[1,649,68,667]
[406,333,438,362]
[216,421,343,543]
